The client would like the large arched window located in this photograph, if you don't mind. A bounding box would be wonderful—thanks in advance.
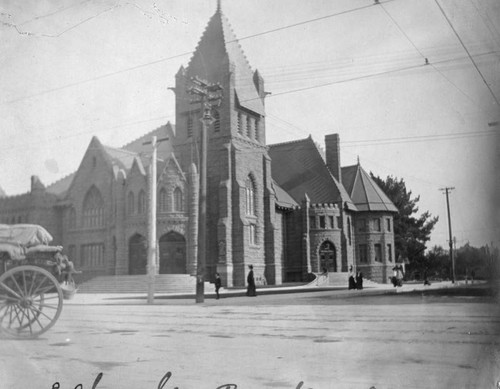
[82,186,104,228]
[127,191,135,215]
[173,187,183,212]
[245,175,256,215]
[138,190,146,214]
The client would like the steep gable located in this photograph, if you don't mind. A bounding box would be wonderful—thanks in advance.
[341,164,398,212]
[122,122,174,162]
[269,136,355,209]
[186,8,264,116]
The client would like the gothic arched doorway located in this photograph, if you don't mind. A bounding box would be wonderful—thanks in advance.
[159,231,186,274]
[319,241,337,272]
[129,233,147,275]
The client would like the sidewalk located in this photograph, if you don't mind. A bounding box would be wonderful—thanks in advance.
[63,280,464,306]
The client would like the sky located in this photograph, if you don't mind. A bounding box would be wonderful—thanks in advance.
[0,0,499,249]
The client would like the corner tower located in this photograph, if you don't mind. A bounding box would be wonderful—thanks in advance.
[173,5,277,287]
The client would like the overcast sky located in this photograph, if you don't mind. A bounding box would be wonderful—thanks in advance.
[1,0,499,249]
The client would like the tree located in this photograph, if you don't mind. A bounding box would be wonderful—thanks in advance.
[370,174,439,269]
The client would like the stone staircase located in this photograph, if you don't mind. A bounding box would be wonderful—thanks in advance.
[76,274,211,294]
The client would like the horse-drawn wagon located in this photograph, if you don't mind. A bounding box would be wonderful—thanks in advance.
[0,224,75,338]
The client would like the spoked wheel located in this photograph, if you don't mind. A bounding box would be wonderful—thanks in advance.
[0,265,63,339]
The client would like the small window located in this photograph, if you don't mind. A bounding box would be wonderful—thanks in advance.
[329,216,335,229]
[249,224,257,245]
[319,216,325,229]
[127,192,135,215]
[347,217,352,245]
[374,244,382,262]
[138,190,146,214]
[359,244,368,263]
[387,244,393,262]
[309,216,316,229]
[159,188,168,212]
[245,176,256,216]
[336,216,341,229]
[357,218,367,232]
[246,115,252,138]
[374,218,381,232]
[174,187,183,212]
[386,218,391,232]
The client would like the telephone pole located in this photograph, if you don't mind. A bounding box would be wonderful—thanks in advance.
[187,76,222,303]
[143,135,168,304]
[440,186,455,283]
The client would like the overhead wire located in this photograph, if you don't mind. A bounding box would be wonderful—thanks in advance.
[433,0,500,106]
[2,0,395,105]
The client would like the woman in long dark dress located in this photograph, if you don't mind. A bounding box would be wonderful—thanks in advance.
[355,270,363,290]
[246,265,256,297]
[348,265,357,290]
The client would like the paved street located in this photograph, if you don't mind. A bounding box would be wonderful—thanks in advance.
[1,286,499,389]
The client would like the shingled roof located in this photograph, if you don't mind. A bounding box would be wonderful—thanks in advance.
[186,7,265,116]
[341,163,398,212]
[269,137,355,209]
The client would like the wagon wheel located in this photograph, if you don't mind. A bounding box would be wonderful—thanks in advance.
[0,265,63,339]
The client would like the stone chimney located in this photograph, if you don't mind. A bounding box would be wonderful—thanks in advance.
[325,134,341,183]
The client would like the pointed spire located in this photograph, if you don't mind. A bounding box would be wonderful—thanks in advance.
[357,155,360,165]
[217,0,221,12]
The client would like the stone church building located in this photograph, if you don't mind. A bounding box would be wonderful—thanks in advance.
[0,6,398,286]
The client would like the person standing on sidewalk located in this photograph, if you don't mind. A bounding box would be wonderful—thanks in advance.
[348,265,357,290]
[214,273,222,299]
[356,270,363,290]
[246,265,256,297]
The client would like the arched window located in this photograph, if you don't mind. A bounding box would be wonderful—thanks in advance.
[127,192,135,215]
[173,187,183,212]
[159,188,168,212]
[68,207,76,228]
[245,175,256,215]
[138,190,146,214]
[246,115,252,138]
[82,186,104,228]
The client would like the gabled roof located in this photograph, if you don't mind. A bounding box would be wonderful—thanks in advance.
[122,123,174,162]
[269,136,355,209]
[102,145,138,171]
[341,164,398,212]
[187,8,265,116]
[46,173,75,196]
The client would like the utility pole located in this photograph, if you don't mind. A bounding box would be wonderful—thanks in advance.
[440,186,455,283]
[144,135,168,304]
[187,76,223,303]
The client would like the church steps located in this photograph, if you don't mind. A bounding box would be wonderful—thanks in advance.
[76,274,210,294]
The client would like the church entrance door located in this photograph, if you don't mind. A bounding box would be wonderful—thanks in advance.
[129,233,147,275]
[319,241,337,272]
[159,232,186,274]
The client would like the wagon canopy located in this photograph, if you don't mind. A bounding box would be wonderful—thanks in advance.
[0,224,53,248]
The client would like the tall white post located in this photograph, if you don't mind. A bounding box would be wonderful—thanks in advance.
[147,136,158,304]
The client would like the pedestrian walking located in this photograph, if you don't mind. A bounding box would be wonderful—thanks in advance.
[246,265,256,297]
[214,272,222,299]
[356,270,363,290]
[392,264,404,287]
[348,265,356,290]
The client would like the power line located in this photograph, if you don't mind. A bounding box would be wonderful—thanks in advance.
[433,0,500,106]
[2,1,394,105]
[241,50,499,103]
[377,1,484,111]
